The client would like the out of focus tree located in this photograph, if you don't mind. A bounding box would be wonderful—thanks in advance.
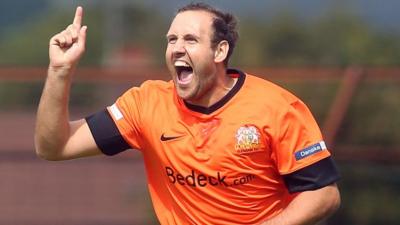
[234,9,400,66]
[1,4,400,66]
[0,7,104,66]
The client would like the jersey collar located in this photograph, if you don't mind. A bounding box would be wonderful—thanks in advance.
[183,68,246,115]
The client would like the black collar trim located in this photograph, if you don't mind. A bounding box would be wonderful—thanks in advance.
[184,68,246,115]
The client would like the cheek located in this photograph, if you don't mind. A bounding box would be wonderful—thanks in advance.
[165,44,175,58]
[197,57,216,75]
[165,49,174,68]
[165,47,171,61]
[193,50,215,68]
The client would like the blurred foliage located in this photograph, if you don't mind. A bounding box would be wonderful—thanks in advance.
[337,80,400,146]
[0,82,43,110]
[331,162,400,225]
[0,7,104,66]
[0,81,102,112]
[119,4,169,63]
[233,10,400,66]
[1,4,400,66]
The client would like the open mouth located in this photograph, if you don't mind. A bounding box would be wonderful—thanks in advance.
[174,61,193,85]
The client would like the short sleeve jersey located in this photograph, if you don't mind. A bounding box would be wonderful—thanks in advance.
[86,69,340,225]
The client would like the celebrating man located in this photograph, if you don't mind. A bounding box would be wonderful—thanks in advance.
[35,3,340,224]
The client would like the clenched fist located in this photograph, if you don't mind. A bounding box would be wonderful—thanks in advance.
[49,6,87,71]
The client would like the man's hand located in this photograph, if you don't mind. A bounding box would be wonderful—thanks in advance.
[35,6,101,161]
[49,6,87,71]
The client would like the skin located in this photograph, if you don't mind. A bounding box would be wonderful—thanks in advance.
[34,6,340,224]
[165,10,235,107]
[35,6,100,160]
[260,184,340,225]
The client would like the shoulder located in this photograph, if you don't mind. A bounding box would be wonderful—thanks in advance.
[114,80,174,114]
[243,73,301,107]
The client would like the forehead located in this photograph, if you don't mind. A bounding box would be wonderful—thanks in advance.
[167,10,214,35]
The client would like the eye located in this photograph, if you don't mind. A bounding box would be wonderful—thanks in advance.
[185,35,198,44]
[186,38,197,44]
[167,36,177,44]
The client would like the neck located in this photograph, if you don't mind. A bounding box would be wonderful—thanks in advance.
[186,66,237,108]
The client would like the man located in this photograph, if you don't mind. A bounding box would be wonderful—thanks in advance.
[35,3,340,225]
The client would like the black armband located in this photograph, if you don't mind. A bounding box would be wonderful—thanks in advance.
[86,109,131,156]
[283,157,340,193]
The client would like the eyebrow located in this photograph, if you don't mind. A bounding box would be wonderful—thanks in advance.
[166,34,176,39]
[183,33,200,39]
[165,33,201,40]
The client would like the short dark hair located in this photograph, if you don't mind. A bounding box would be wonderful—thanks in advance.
[177,2,239,66]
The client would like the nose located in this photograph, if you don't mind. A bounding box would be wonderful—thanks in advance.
[172,39,186,57]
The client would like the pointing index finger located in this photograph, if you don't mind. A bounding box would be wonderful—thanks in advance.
[73,6,83,27]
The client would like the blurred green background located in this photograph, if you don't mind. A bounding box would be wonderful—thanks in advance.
[0,0,399,225]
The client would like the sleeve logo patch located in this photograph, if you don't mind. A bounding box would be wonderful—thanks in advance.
[295,141,327,161]
[109,104,123,121]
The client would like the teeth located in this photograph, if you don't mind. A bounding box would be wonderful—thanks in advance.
[174,61,190,67]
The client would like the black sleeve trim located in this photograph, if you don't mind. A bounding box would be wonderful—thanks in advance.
[283,157,340,193]
[85,109,131,156]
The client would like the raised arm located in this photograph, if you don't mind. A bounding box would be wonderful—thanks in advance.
[35,6,101,160]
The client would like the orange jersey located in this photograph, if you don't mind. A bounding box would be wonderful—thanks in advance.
[86,69,339,224]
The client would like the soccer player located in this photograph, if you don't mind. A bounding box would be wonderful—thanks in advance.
[35,3,341,225]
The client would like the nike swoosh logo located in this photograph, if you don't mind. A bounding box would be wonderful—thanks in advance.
[160,134,184,141]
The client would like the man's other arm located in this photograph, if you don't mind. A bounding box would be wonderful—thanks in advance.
[261,183,341,225]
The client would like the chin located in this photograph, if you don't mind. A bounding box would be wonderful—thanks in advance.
[177,90,193,100]
[176,87,196,101]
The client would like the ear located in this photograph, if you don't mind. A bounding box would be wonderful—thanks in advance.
[214,40,229,63]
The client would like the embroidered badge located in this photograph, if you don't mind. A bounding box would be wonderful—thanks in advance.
[295,141,327,160]
[235,125,263,154]
[109,103,123,120]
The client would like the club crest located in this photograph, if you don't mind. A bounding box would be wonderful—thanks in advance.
[235,125,262,154]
